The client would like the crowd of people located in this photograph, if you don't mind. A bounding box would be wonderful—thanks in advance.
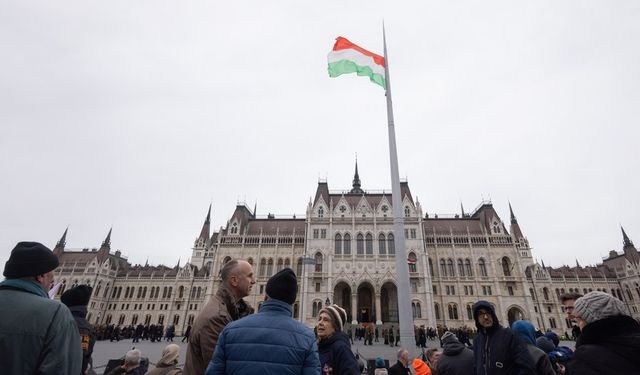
[1,241,640,374]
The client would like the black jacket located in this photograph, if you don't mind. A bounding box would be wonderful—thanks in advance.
[438,340,474,375]
[69,305,96,375]
[567,315,640,375]
[388,361,410,375]
[472,301,535,375]
[318,331,360,375]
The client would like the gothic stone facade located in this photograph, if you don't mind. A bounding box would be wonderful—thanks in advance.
[52,175,640,335]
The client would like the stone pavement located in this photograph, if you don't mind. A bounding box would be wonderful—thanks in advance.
[92,336,576,374]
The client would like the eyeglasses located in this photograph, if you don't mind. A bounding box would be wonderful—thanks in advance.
[478,312,492,317]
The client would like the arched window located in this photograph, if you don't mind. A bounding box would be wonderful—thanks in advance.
[447,259,455,276]
[404,206,411,217]
[465,259,473,276]
[434,303,441,320]
[277,258,284,272]
[356,233,364,255]
[428,258,434,276]
[223,256,232,265]
[448,303,459,320]
[502,257,512,276]
[167,287,172,298]
[105,314,113,325]
[259,258,267,277]
[387,233,395,255]
[466,304,473,320]
[543,287,550,301]
[479,258,487,277]
[318,207,324,218]
[118,314,126,325]
[178,286,184,298]
[408,252,417,273]
[530,288,536,301]
[247,257,254,267]
[440,259,447,276]
[266,258,274,276]
[191,286,196,299]
[335,233,342,255]
[412,301,422,318]
[132,314,139,325]
[158,314,165,325]
[457,259,465,276]
[365,233,373,254]
[343,233,351,255]
[296,257,303,276]
[378,233,386,254]
[315,253,323,273]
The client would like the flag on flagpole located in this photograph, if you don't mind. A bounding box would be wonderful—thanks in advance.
[327,36,386,88]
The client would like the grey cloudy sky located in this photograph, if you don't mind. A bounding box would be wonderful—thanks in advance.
[1,1,639,273]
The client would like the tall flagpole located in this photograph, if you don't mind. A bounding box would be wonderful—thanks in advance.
[383,25,415,354]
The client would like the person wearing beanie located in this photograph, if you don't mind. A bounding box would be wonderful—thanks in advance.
[375,356,388,375]
[61,285,97,375]
[185,259,255,375]
[206,268,320,375]
[316,303,360,375]
[412,358,431,375]
[535,336,555,354]
[0,241,82,375]
[471,301,535,375]
[511,320,555,375]
[437,332,474,375]
[543,331,560,348]
[565,291,640,375]
[145,344,182,375]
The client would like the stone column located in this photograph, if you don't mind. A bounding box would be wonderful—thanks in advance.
[375,292,383,325]
[351,292,358,324]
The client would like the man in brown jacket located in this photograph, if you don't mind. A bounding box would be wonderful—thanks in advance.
[183,259,255,375]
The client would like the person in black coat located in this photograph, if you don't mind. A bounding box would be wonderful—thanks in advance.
[317,304,360,375]
[565,291,640,375]
[472,301,535,375]
[437,331,473,375]
[61,285,96,375]
[388,348,411,375]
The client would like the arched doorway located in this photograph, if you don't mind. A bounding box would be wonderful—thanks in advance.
[507,306,526,326]
[381,282,398,323]
[333,282,352,322]
[357,282,374,323]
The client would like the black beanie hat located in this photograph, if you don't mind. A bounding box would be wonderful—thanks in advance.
[266,268,297,304]
[3,242,59,278]
[61,285,93,307]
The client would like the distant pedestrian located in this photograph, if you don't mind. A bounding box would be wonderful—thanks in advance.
[0,241,82,375]
[182,324,192,342]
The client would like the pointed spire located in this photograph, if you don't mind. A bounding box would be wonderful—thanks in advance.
[622,226,633,247]
[575,258,581,268]
[253,200,257,218]
[53,227,68,255]
[144,258,149,267]
[176,258,181,268]
[460,201,465,217]
[101,227,112,249]
[541,259,546,269]
[350,156,364,194]
[198,204,211,241]
[509,201,517,224]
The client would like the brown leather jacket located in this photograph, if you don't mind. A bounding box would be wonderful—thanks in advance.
[182,286,252,375]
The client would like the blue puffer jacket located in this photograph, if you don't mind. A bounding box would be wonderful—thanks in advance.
[206,298,320,375]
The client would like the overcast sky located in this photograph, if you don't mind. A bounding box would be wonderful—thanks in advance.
[1,1,639,274]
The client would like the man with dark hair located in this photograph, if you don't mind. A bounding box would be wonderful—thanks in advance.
[206,268,320,375]
[61,284,96,375]
[0,242,82,375]
[472,301,535,375]
[184,259,255,375]
[559,292,582,340]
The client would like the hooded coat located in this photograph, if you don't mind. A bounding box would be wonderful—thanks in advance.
[318,330,360,375]
[437,336,474,375]
[566,315,640,375]
[511,321,555,375]
[472,301,535,375]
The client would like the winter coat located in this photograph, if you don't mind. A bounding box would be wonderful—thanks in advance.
[144,364,182,375]
[566,315,640,375]
[184,285,251,375]
[472,301,535,375]
[206,298,320,375]
[375,369,389,375]
[388,361,411,375]
[0,278,82,375]
[511,320,555,375]
[318,330,360,375]
[68,305,97,375]
[437,340,474,375]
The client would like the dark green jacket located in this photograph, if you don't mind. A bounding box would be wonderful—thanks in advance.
[0,278,82,375]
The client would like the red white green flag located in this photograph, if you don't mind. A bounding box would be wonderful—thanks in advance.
[327,36,386,89]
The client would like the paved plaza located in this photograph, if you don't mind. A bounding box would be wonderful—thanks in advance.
[92,336,575,374]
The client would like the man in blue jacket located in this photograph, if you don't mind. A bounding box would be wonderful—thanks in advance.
[0,241,82,375]
[206,268,321,375]
[472,301,535,375]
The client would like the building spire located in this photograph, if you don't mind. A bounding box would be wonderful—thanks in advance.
[53,227,68,255]
[460,201,465,217]
[198,204,212,241]
[350,156,364,194]
[509,201,517,224]
[102,227,112,249]
[622,225,633,247]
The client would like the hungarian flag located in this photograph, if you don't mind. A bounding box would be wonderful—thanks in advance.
[327,36,386,89]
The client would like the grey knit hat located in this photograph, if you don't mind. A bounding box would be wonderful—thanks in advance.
[441,331,458,345]
[573,291,629,324]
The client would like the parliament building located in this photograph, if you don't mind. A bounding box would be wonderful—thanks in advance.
[52,165,640,335]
